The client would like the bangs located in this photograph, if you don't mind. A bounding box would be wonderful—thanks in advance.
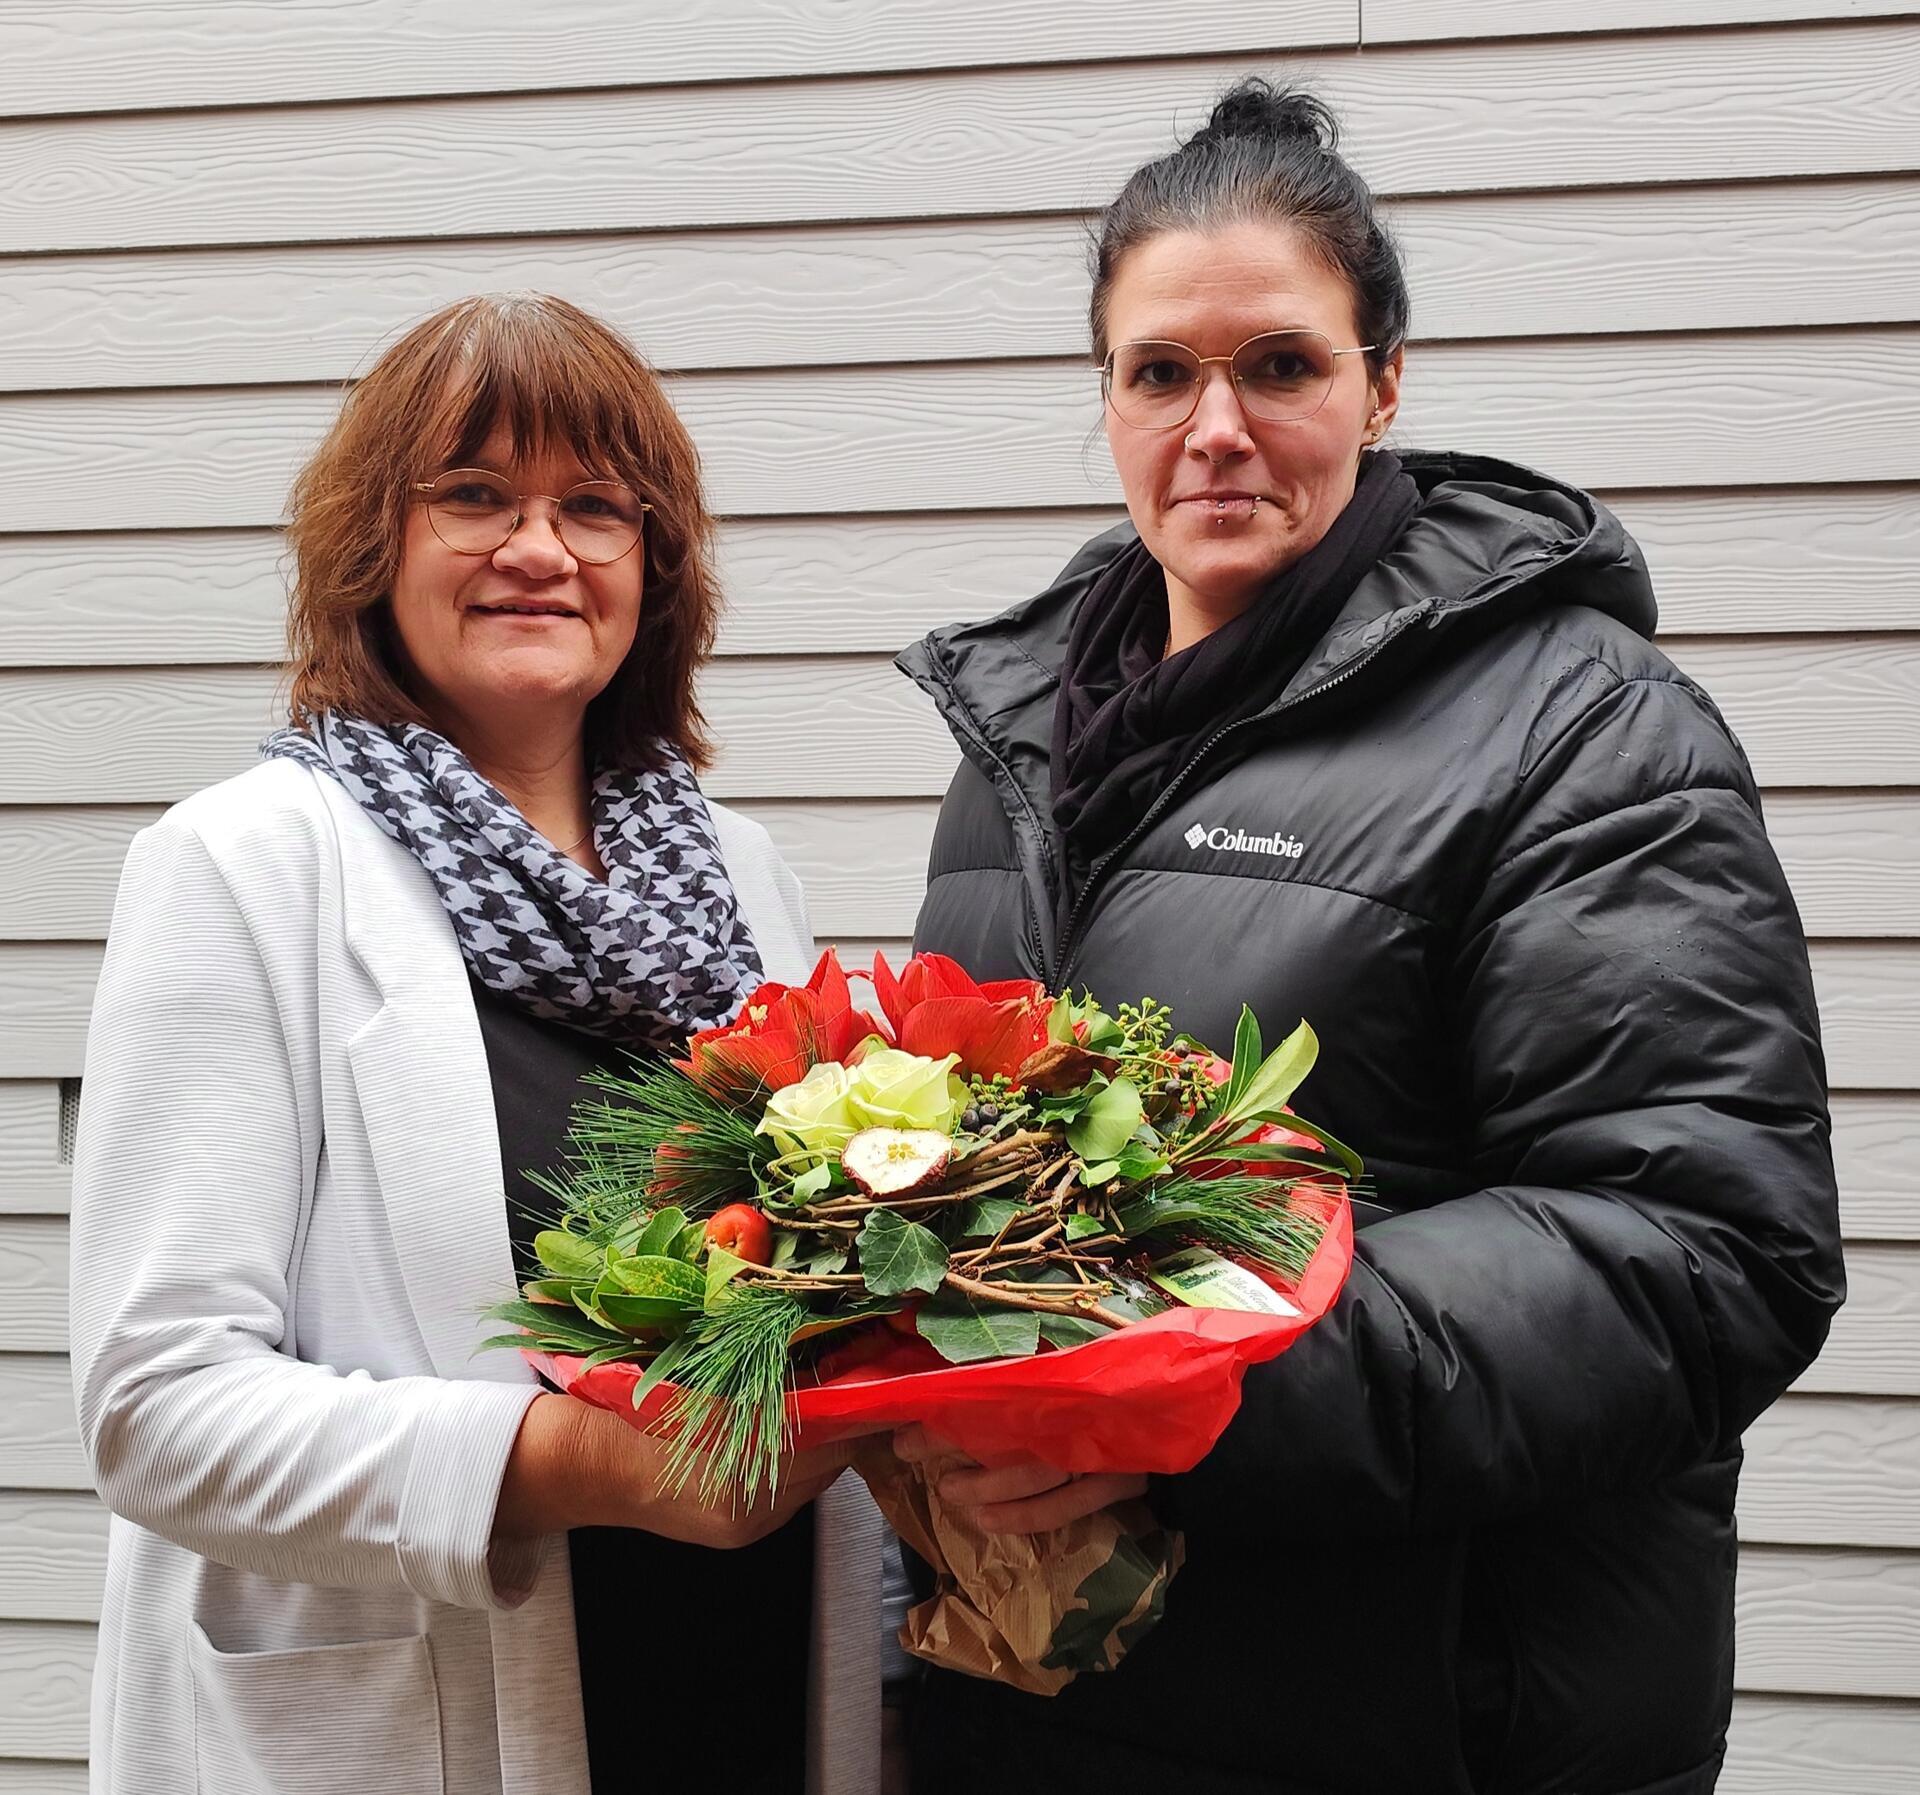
[409,294,665,487]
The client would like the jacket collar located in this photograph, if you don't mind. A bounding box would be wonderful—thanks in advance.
[898,451,1657,805]
[312,776,534,1387]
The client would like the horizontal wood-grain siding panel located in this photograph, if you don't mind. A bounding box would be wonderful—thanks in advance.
[1368,2,1920,40]
[9,176,1920,394]
[1722,1694,1920,1793]
[0,0,1355,118]
[0,1356,88,1490]
[1828,1093,1920,1240]
[5,335,1918,535]
[0,1217,67,1350]
[4,1567,1917,1761]
[1,1389,1908,1574]
[1736,1547,1920,1698]
[2,637,1915,814]
[5,789,1916,943]
[0,1494,105,1623]
[1741,1395,1920,1547]
[1,486,1914,670]
[5,26,1920,255]
[0,1620,92,1758]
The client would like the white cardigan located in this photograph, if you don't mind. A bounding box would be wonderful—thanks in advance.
[69,760,881,1795]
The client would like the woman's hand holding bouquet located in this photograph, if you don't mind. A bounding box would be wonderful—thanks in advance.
[490,950,1357,1689]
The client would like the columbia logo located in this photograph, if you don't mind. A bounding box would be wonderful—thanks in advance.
[1183,824,1307,861]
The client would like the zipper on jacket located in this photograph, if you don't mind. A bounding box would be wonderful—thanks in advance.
[1054,637,1396,989]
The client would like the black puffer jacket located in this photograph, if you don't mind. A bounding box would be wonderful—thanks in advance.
[896,454,1844,1795]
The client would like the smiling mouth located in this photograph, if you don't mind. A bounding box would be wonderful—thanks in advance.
[470,602,580,619]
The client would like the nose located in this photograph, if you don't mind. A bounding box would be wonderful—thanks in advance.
[1184,367,1254,463]
[491,497,577,578]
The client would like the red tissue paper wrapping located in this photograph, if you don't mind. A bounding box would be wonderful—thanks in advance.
[533,1190,1352,1693]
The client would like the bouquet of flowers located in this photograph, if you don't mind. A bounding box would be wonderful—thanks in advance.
[490,950,1356,1691]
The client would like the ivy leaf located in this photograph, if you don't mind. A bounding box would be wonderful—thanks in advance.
[1037,1312,1107,1350]
[806,1246,851,1275]
[915,1295,1041,1364]
[533,1229,605,1280]
[1078,1160,1122,1186]
[857,1208,949,1298]
[956,1197,1023,1238]
[1066,1077,1143,1164]
[1065,1212,1108,1240]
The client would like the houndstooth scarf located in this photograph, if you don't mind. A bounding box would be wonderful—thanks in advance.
[262,713,763,1050]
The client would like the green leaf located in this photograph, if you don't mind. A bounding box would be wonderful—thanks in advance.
[705,1244,747,1308]
[788,1161,834,1204]
[582,1339,648,1371]
[533,1229,605,1280]
[1115,1141,1173,1182]
[633,1207,690,1258]
[632,1331,699,1407]
[482,1299,629,1351]
[1036,1312,1107,1349]
[1222,1005,1263,1112]
[856,1208,949,1298]
[957,1197,1023,1237]
[1078,1160,1121,1186]
[1226,1021,1319,1131]
[769,1229,801,1270]
[1226,1111,1362,1180]
[1066,1077,1144,1163]
[520,1277,589,1304]
[602,1253,705,1307]
[673,1220,709,1262]
[915,1295,1042,1364]
[1046,992,1076,1044]
[806,1246,851,1275]
[1065,1212,1108,1240]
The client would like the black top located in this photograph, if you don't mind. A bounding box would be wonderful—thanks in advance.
[896,453,1841,1795]
[470,980,814,1795]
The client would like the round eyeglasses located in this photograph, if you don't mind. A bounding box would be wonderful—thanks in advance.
[1101,329,1377,430]
[410,468,650,565]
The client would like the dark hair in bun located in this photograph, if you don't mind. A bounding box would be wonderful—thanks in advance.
[1089,77,1410,373]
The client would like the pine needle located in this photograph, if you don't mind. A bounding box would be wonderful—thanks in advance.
[1122,1173,1330,1281]
[656,1285,806,1508]
[539,1058,767,1233]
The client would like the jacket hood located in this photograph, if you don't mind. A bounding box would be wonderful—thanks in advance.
[897,452,1657,747]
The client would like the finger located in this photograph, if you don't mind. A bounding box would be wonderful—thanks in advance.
[975,1472,1151,1536]
[892,1424,965,1466]
[935,1458,1070,1509]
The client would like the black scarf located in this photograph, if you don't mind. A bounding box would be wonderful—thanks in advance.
[262,712,763,1050]
[1050,450,1421,890]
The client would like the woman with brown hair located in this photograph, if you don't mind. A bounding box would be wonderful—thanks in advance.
[68,294,879,1795]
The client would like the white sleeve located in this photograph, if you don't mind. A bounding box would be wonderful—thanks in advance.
[68,816,541,1611]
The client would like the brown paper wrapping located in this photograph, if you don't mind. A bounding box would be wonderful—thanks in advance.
[854,1439,1185,1697]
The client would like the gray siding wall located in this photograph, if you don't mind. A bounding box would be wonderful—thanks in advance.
[1,4,1916,1786]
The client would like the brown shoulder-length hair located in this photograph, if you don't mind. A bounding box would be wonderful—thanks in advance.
[285,292,720,771]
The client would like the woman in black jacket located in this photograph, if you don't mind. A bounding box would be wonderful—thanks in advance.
[894,81,1844,1795]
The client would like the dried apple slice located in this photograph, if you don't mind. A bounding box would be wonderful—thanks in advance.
[842,1127,953,1197]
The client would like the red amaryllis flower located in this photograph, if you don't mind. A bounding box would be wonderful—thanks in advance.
[870,951,1052,1083]
[679,950,886,1101]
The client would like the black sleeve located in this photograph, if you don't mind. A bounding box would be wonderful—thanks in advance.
[1159,671,1846,1541]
